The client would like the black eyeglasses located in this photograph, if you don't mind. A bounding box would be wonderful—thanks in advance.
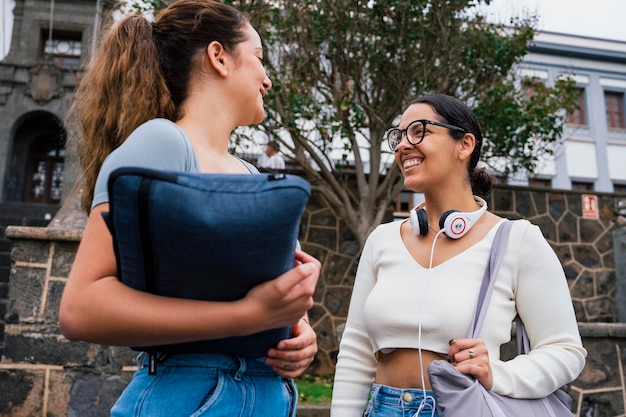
[385,119,465,151]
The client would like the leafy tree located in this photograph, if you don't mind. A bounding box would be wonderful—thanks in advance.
[154,0,582,246]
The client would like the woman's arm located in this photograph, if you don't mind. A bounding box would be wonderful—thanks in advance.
[59,204,320,346]
[489,221,586,398]
[331,234,378,417]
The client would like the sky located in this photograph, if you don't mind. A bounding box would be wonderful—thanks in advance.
[1,0,625,60]
[479,0,626,42]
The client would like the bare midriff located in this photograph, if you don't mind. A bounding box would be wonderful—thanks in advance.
[375,348,447,390]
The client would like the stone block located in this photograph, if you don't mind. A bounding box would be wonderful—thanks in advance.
[530,190,548,215]
[3,332,93,366]
[492,188,514,212]
[554,244,574,264]
[309,227,338,252]
[323,254,356,286]
[571,270,594,298]
[580,218,605,245]
[548,193,567,222]
[585,297,616,321]
[50,241,78,277]
[43,280,64,323]
[297,404,330,417]
[572,244,602,268]
[580,392,625,417]
[515,190,536,218]
[314,315,337,352]
[67,375,127,417]
[559,212,578,242]
[5,267,45,323]
[310,208,337,227]
[46,368,72,417]
[308,304,326,328]
[567,193,584,218]
[0,369,40,417]
[323,287,352,317]
[10,240,50,264]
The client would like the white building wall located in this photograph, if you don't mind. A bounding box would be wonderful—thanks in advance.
[607,144,626,181]
[518,31,626,191]
[0,0,15,61]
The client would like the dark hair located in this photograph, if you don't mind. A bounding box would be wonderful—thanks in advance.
[153,0,250,114]
[68,0,250,212]
[408,94,493,198]
[267,140,280,151]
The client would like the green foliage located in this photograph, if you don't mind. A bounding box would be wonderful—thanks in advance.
[295,374,333,404]
[115,0,167,15]
[230,2,579,244]
[475,76,580,175]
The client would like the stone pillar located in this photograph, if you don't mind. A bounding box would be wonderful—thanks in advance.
[614,227,626,322]
[0,191,136,417]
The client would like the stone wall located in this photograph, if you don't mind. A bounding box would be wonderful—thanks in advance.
[1,185,626,416]
[307,187,624,375]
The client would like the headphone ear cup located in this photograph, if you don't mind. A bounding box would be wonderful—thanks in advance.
[439,210,456,231]
[410,207,429,236]
[440,210,464,239]
[437,196,489,239]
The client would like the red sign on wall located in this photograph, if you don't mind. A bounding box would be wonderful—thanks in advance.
[582,194,599,219]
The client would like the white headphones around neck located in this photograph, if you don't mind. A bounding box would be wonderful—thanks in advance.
[409,196,488,239]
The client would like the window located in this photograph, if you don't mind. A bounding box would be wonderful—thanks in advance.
[41,29,82,69]
[23,134,66,204]
[529,178,552,188]
[572,181,594,191]
[605,91,626,129]
[492,175,508,186]
[615,183,626,193]
[395,190,417,214]
[568,88,588,125]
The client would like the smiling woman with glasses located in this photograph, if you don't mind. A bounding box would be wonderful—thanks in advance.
[331,93,586,417]
[385,119,466,151]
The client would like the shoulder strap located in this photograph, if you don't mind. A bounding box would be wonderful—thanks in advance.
[467,220,513,339]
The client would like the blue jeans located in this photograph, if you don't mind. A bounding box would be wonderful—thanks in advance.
[363,384,438,417]
[111,353,297,417]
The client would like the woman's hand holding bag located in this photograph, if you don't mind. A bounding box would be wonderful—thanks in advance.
[427,221,574,417]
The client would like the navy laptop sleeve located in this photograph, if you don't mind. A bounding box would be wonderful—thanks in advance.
[102,167,311,357]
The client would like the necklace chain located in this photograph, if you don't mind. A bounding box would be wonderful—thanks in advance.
[428,223,440,233]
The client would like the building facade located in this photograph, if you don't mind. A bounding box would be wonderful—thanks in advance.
[515,31,626,192]
[1,1,626,207]
[0,0,108,207]
[395,32,626,214]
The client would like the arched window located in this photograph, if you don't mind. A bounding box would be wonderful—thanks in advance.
[4,111,66,204]
[23,134,65,203]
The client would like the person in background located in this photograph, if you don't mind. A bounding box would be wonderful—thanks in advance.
[331,93,586,417]
[59,1,320,416]
[258,139,286,170]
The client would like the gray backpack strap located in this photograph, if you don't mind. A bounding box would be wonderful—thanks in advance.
[467,220,513,339]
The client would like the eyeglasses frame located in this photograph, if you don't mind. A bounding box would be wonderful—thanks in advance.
[385,119,466,151]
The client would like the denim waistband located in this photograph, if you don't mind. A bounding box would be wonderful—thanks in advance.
[137,352,278,377]
[371,383,436,407]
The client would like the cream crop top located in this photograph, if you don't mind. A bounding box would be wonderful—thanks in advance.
[331,219,586,416]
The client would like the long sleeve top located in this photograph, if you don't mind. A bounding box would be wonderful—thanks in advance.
[331,218,586,416]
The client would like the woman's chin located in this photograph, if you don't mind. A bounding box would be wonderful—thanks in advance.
[403,177,425,193]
